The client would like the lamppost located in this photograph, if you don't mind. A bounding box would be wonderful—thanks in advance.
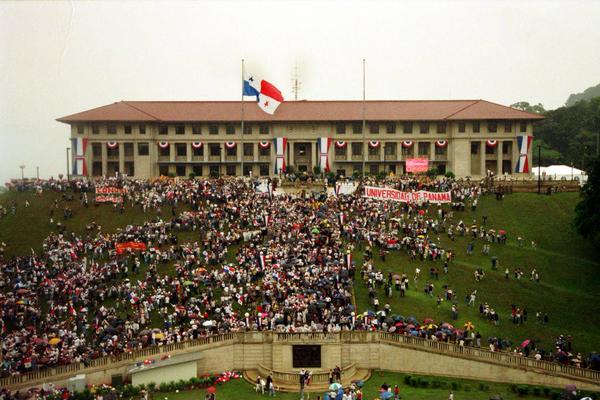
[36,166,40,180]
[19,164,25,180]
[66,147,71,180]
[537,144,541,195]
[582,146,587,171]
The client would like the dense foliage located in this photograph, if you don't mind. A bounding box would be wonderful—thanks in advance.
[574,155,600,246]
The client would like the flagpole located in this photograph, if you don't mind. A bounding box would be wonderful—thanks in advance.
[241,59,245,177]
[362,58,366,178]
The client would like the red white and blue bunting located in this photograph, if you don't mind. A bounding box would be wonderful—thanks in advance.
[157,141,169,148]
[402,140,413,147]
[335,141,347,148]
[224,141,236,148]
[317,137,332,173]
[435,140,448,148]
[274,137,287,174]
[71,138,88,176]
[191,141,203,149]
[368,140,380,148]
[486,139,498,147]
[106,141,118,149]
[258,141,271,149]
[515,135,533,173]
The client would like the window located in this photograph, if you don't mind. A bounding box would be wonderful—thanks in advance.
[504,121,512,133]
[403,122,413,134]
[368,145,379,156]
[351,142,363,156]
[488,120,497,133]
[243,143,254,157]
[485,144,496,155]
[175,125,185,135]
[226,124,235,135]
[472,121,481,133]
[259,164,269,176]
[176,165,186,177]
[209,144,220,156]
[209,124,219,135]
[259,124,269,135]
[402,146,413,156]
[92,124,99,134]
[297,144,306,156]
[192,125,201,135]
[138,143,149,156]
[419,122,429,134]
[226,165,236,176]
[159,125,168,135]
[92,143,102,157]
[107,145,119,157]
[436,122,446,134]
[244,124,252,135]
[335,146,347,156]
[520,122,527,132]
[226,146,236,156]
[77,125,84,134]
[336,169,346,177]
[124,142,134,157]
[435,145,446,155]
[369,164,379,175]
[352,122,363,134]
[384,143,396,155]
[471,142,480,155]
[502,141,511,155]
[369,123,379,134]
[386,123,396,134]
[107,124,117,134]
[193,146,204,156]
[336,122,346,134]
[458,122,466,133]
[418,142,429,155]
[159,165,169,176]
[243,165,252,176]
[159,146,170,157]
[139,125,146,134]
[176,143,187,157]
[193,165,203,176]
[259,146,270,156]
[124,125,132,135]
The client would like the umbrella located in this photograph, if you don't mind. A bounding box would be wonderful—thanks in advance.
[366,310,376,317]
[49,338,61,345]
[139,330,150,335]
[565,384,577,391]
[329,383,342,391]
[441,322,453,329]
[154,333,165,339]
[423,318,434,324]
[520,339,531,348]
[206,386,216,394]
[353,380,364,388]
[464,321,475,331]
[379,391,393,400]
[183,280,194,286]
[406,316,417,324]
[389,327,397,333]
[203,320,214,327]
[16,288,29,295]
[499,229,506,235]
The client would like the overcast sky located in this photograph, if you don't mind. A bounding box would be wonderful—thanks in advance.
[1,0,599,184]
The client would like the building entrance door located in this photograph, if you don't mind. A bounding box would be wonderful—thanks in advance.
[293,142,312,172]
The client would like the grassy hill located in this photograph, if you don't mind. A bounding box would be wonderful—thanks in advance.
[1,190,598,354]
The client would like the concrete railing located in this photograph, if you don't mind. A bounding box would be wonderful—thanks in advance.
[256,363,357,386]
[2,331,599,390]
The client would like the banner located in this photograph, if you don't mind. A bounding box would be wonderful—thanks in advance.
[116,242,147,254]
[405,158,429,173]
[335,182,358,195]
[364,186,451,204]
[96,195,123,203]
[95,187,128,194]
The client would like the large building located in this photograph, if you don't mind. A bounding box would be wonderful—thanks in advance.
[58,99,543,178]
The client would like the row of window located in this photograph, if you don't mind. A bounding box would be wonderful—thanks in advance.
[78,120,528,136]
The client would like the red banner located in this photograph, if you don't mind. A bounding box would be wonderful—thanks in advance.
[364,186,451,204]
[405,158,429,173]
[95,195,123,203]
[116,242,147,254]
[95,187,128,194]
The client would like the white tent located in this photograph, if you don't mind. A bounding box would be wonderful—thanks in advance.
[532,164,587,184]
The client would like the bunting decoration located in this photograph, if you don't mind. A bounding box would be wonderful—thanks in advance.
[158,141,169,148]
[274,137,287,174]
[435,140,448,147]
[486,139,498,147]
[368,140,380,148]
[515,135,533,173]
[338,212,346,228]
[258,141,270,149]
[71,138,88,176]
[224,141,236,149]
[335,141,347,148]
[402,140,414,147]
[258,253,267,269]
[345,252,353,269]
[106,141,118,149]
[191,141,203,149]
[317,137,332,173]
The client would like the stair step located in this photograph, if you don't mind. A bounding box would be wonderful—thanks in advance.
[243,369,372,393]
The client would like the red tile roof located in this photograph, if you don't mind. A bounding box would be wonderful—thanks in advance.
[57,99,543,123]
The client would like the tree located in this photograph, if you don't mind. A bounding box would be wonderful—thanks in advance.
[574,155,600,246]
[511,102,546,114]
[532,139,562,165]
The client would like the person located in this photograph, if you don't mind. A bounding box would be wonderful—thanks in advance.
[448,390,454,400]
[266,374,274,397]
[393,384,400,400]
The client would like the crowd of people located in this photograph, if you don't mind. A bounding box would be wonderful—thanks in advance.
[0,175,598,383]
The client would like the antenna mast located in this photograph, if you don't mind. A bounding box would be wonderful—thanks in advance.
[291,64,301,101]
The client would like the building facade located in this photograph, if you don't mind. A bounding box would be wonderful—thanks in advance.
[58,100,543,178]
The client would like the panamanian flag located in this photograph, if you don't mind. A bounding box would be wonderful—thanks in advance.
[243,75,284,115]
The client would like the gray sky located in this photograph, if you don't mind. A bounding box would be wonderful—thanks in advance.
[1,0,600,184]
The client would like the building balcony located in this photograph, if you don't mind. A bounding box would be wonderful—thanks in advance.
[334,154,348,161]
[158,156,170,162]
[191,155,204,161]
[175,156,187,162]
[368,154,380,161]
[434,154,447,161]
[224,155,238,162]
[384,154,397,161]
[258,155,270,162]
[351,155,363,161]
[208,155,221,162]
[295,156,310,163]
[243,155,254,162]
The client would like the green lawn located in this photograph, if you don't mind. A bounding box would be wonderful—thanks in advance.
[354,192,600,354]
[151,371,566,400]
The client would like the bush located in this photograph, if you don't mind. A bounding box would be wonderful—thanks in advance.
[445,171,456,179]
[550,390,561,400]
[543,387,551,397]
[451,382,461,391]
[464,385,471,392]
[313,165,321,175]
[158,382,169,392]
[431,379,442,388]
[478,383,489,392]
[516,385,530,396]
[377,171,388,180]
[509,384,518,393]
[188,172,196,179]
[147,382,156,392]
[403,375,412,385]
[426,168,438,178]
[419,379,429,388]
[533,387,541,396]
